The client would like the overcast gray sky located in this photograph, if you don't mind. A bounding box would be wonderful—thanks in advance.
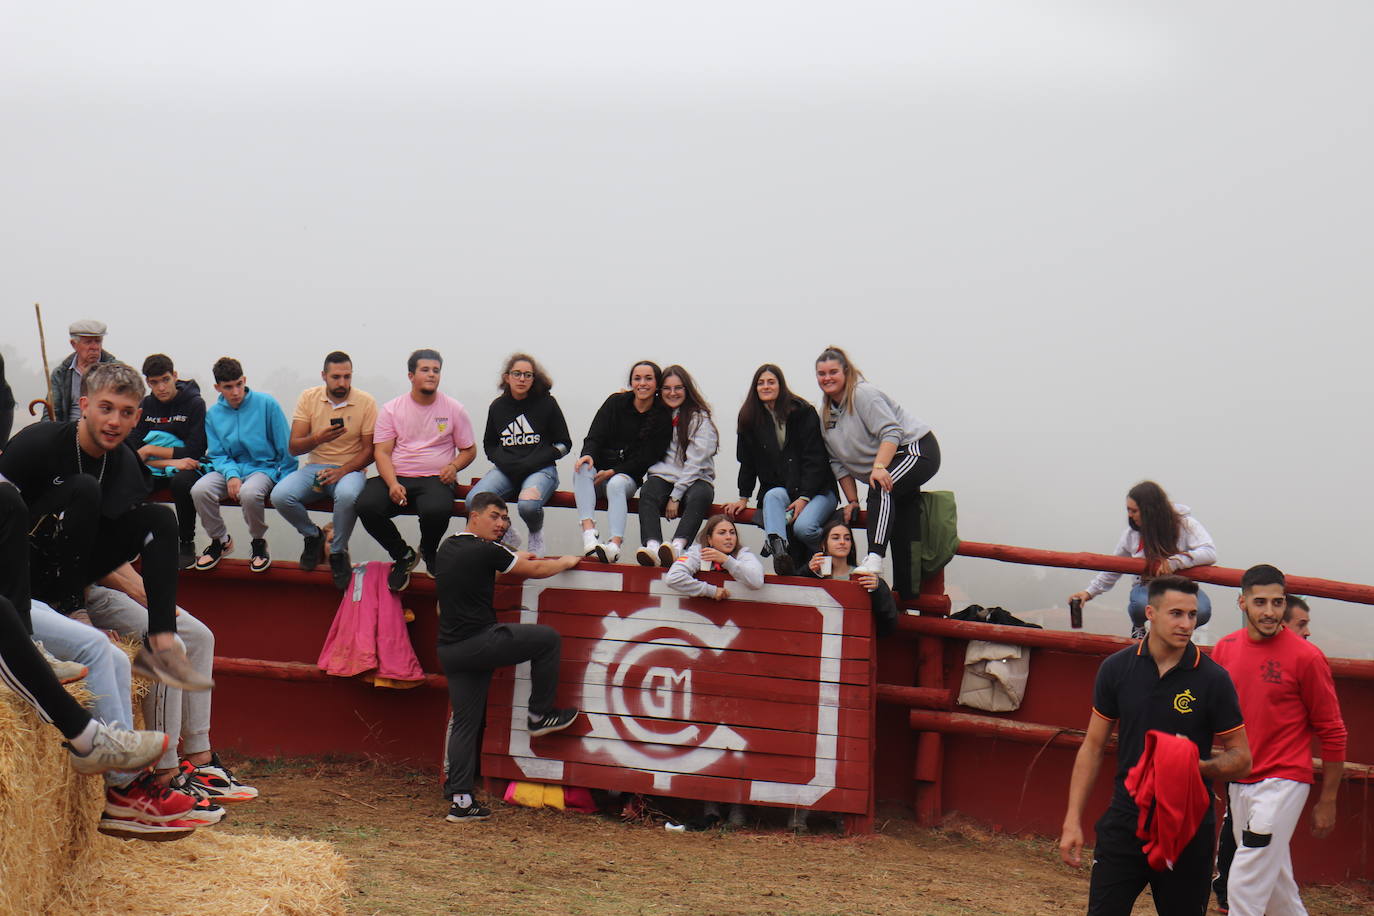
[3,3,1370,654]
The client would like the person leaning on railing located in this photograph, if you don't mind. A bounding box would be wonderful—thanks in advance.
[1068,480,1216,640]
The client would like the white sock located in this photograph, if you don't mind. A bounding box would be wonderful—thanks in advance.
[671,538,686,553]
[69,720,100,755]
[454,793,473,808]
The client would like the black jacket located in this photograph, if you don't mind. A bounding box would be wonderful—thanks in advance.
[129,379,207,459]
[482,390,572,481]
[579,392,672,486]
[736,398,835,501]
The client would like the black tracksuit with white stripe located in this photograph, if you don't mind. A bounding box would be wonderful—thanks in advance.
[481,391,572,481]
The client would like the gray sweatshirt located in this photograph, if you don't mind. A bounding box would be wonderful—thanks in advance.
[646,409,718,500]
[822,380,931,483]
[664,543,765,597]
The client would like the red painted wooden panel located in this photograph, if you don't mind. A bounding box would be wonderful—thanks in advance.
[481,573,875,813]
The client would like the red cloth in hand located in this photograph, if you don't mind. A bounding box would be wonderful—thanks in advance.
[1125,729,1210,870]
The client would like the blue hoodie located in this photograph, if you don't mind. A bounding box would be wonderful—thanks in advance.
[205,388,298,483]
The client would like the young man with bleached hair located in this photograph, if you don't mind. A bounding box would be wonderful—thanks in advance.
[1211,565,1346,916]
[0,362,209,692]
[190,357,297,573]
[1059,575,1250,915]
[270,351,377,589]
[356,349,476,591]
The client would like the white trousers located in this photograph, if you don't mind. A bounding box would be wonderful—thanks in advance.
[1227,778,1310,916]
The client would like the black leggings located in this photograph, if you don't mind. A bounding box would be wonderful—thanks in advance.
[27,476,180,634]
[0,594,92,739]
[638,476,714,546]
[866,432,940,594]
[0,483,32,629]
[356,475,455,560]
[438,623,561,797]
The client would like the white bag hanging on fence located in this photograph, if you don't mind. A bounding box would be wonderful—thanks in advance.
[957,640,1030,712]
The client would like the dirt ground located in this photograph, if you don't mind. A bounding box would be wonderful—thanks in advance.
[216,756,1372,916]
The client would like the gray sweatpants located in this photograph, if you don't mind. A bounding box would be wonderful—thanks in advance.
[85,585,214,770]
[191,470,274,541]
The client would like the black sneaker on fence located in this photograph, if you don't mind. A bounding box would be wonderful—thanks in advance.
[528,708,579,737]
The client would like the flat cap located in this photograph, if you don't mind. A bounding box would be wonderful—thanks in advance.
[68,319,107,338]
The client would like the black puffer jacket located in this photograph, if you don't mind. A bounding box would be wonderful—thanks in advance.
[736,397,835,502]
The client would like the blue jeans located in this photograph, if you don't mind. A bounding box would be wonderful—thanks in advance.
[759,487,839,552]
[573,464,636,540]
[29,600,137,786]
[270,464,367,555]
[1128,583,1212,628]
[468,465,559,532]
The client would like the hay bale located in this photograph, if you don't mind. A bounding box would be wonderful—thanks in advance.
[0,679,106,914]
[3,665,349,915]
[50,831,350,915]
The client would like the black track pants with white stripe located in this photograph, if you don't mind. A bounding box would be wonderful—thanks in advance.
[865,432,940,593]
[0,594,92,738]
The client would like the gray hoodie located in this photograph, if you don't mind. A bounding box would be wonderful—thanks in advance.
[821,380,931,483]
[646,409,718,500]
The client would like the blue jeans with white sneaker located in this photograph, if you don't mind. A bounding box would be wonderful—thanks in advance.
[573,464,635,540]
[468,465,559,533]
[29,600,137,787]
[759,487,839,552]
[271,465,367,555]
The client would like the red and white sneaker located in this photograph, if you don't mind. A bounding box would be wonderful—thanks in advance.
[105,772,196,823]
[167,769,227,826]
[185,753,259,802]
[97,813,197,841]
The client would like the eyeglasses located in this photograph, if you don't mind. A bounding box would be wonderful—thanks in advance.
[661,385,685,394]
[507,370,534,380]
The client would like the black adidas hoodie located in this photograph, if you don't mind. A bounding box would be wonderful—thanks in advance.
[129,378,207,459]
[482,390,572,481]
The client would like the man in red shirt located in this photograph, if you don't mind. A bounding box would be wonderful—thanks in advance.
[1211,565,1346,916]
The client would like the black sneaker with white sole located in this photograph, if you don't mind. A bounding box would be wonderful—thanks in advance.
[527,707,579,737]
[446,801,492,823]
[249,538,271,573]
[194,537,233,571]
[387,547,418,592]
[299,530,325,571]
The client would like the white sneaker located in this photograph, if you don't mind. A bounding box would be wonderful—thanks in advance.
[637,542,660,566]
[35,640,89,684]
[593,542,620,563]
[500,527,522,551]
[582,530,600,557]
[527,530,545,556]
[854,552,884,575]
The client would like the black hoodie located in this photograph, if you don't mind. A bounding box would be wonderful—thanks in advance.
[482,390,572,481]
[129,379,207,459]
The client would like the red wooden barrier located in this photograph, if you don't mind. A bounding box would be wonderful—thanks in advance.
[475,567,877,823]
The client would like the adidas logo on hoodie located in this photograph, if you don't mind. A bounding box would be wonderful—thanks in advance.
[500,415,540,447]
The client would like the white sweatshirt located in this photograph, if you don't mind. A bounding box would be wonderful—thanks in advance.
[646,409,718,500]
[664,543,765,597]
[1084,503,1217,597]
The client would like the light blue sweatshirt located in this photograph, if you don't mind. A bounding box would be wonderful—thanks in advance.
[205,388,298,483]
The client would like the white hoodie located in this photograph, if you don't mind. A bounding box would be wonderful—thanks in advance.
[1084,503,1216,597]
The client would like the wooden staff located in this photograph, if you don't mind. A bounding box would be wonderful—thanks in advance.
[30,302,54,419]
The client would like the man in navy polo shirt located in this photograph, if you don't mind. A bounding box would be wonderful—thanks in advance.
[1059,575,1251,915]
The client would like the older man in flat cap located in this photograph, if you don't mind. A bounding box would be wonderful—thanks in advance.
[48,319,117,422]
